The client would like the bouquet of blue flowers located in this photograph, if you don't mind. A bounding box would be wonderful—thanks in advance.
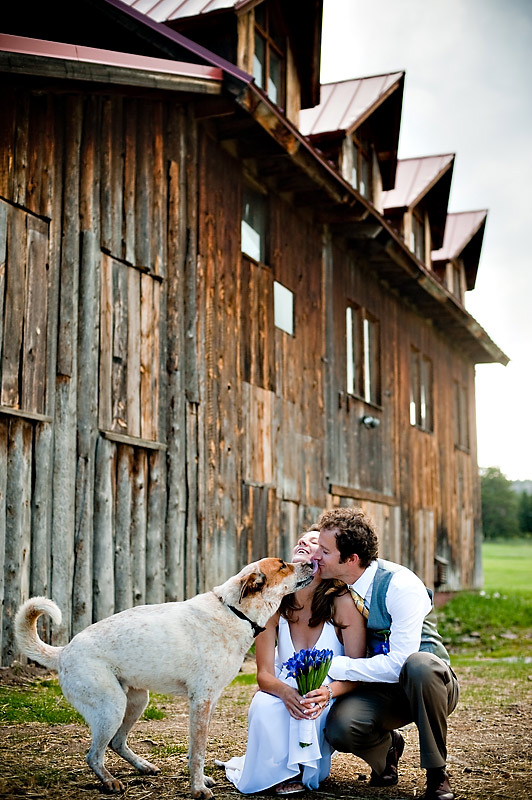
[283,647,334,747]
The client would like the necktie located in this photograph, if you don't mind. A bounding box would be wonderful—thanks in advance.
[349,587,369,620]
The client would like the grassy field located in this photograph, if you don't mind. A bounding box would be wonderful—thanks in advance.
[482,538,532,593]
[438,538,532,666]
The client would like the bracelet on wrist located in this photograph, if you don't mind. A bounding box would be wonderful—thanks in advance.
[325,684,333,705]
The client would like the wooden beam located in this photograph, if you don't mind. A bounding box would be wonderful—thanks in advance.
[0,52,222,96]
[329,484,399,506]
[101,429,167,451]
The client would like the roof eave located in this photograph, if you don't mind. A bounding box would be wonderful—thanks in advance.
[0,35,223,93]
[344,72,404,138]
[233,83,507,365]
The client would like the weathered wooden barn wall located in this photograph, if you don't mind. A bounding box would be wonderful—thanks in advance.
[0,80,199,664]
[197,130,326,590]
[0,79,333,666]
[0,73,484,666]
[326,237,480,591]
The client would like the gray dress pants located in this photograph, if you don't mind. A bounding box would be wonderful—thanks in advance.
[325,652,460,773]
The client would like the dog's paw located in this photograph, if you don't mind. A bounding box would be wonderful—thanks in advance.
[191,786,214,799]
[102,777,126,793]
[137,760,161,775]
[204,775,216,788]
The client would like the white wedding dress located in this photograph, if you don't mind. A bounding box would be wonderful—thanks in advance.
[217,616,344,793]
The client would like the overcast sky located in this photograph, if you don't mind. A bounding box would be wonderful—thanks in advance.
[321,0,532,481]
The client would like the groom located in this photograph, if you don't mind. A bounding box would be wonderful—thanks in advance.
[313,507,459,800]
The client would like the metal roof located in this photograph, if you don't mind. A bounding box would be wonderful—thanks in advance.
[432,210,487,262]
[120,0,248,23]
[382,154,454,211]
[299,72,404,137]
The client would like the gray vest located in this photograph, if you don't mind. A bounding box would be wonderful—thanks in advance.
[366,559,450,664]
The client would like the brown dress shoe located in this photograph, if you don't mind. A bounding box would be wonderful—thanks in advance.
[425,769,455,800]
[369,730,405,787]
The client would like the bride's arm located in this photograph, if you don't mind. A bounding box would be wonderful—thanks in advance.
[301,592,366,714]
[255,612,309,719]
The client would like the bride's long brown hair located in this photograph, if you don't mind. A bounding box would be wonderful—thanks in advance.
[280,579,348,628]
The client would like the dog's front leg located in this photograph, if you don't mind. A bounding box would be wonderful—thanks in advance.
[188,696,217,799]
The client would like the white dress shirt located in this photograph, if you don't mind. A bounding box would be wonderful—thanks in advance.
[328,559,432,684]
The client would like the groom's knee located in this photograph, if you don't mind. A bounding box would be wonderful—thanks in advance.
[325,698,375,753]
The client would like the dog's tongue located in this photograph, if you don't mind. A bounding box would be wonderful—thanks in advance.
[310,559,319,575]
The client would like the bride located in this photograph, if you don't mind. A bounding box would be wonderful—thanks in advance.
[216,529,366,795]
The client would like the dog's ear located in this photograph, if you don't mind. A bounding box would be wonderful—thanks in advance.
[239,571,266,603]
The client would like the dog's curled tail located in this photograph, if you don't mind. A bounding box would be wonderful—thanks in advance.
[14,597,63,670]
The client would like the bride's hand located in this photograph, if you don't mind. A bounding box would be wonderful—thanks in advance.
[279,686,311,719]
[300,687,330,718]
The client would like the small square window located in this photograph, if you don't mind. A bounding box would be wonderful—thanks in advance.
[274,281,294,335]
[241,184,266,262]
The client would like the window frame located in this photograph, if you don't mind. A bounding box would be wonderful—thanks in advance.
[410,347,434,432]
[351,133,372,200]
[253,4,286,108]
[346,303,381,407]
[410,208,426,262]
[273,280,294,336]
[241,182,268,264]
[453,379,470,450]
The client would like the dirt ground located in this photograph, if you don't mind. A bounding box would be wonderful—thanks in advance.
[1,659,531,800]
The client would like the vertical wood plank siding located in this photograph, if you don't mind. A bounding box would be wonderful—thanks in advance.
[0,84,188,662]
[328,238,480,589]
[0,78,483,664]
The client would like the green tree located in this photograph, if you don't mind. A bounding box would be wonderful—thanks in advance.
[480,467,520,540]
[518,492,532,535]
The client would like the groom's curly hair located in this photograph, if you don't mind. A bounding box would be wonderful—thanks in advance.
[316,507,379,567]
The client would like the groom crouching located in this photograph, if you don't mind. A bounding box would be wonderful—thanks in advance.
[314,507,459,800]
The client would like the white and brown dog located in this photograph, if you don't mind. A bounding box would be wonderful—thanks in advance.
[15,557,314,797]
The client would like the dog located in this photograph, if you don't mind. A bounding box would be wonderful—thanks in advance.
[15,557,314,797]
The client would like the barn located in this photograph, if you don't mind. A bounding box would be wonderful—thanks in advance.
[0,0,507,664]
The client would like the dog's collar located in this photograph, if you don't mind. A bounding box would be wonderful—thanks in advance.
[214,594,265,637]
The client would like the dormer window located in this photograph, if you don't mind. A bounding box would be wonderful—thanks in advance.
[451,262,464,301]
[351,134,372,200]
[410,208,426,262]
[253,4,286,107]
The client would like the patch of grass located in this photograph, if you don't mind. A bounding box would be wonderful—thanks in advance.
[231,672,257,686]
[0,680,83,725]
[439,588,532,657]
[482,539,532,594]
[451,658,532,707]
[142,693,174,720]
[0,680,174,725]
[151,741,188,758]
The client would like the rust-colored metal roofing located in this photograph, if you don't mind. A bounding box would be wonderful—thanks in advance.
[382,154,454,211]
[299,72,404,137]
[432,210,488,291]
[120,0,249,23]
[0,32,222,80]
[432,210,487,262]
